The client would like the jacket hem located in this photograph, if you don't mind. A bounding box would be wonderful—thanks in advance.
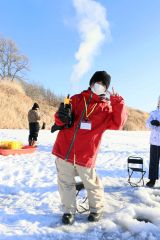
[52,151,95,168]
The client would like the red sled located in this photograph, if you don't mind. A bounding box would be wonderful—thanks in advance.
[0,146,37,156]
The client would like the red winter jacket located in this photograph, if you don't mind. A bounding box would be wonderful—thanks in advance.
[52,89,127,168]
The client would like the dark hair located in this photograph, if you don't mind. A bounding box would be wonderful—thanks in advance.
[89,71,111,89]
[32,102,39,110]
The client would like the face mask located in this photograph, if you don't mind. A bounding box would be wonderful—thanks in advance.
[91,83,106,95]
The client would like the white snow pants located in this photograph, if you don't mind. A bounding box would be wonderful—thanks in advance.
[55,157,104,214]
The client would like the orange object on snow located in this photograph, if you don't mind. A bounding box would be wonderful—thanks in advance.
[0,145,36,156]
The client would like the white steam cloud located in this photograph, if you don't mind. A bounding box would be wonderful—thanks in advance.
[70,0,111,91]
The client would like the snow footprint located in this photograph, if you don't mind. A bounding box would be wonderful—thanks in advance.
[134,188,160,208]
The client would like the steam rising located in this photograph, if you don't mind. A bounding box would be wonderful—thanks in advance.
[70,0,111,90]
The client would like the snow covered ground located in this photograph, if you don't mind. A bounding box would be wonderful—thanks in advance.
[0,129,160,240]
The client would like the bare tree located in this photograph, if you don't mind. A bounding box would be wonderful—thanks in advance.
[0,36,29,81]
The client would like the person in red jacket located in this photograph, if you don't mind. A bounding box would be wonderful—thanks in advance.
[52,71,127,224]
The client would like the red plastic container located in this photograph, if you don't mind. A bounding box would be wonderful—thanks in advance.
[0,146,37,156]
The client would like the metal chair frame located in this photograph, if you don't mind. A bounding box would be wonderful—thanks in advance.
[76,181,89,213]
[127,156,146,187]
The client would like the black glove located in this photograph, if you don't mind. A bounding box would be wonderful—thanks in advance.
[150,120,160,126]
[76,181,85,191]
[41,122,46,129]
[58,103,71,123]
[51,124,63,133]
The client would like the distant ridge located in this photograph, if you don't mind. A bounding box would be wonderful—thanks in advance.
[124,107,149,131]
[0,79,149,130]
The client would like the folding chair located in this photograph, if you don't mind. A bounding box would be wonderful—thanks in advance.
[76,181,89,213]
[127,156,146,187]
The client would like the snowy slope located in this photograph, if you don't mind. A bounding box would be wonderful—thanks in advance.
[0,129,160,240]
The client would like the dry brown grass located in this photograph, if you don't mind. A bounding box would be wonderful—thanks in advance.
[0,79,56,129]
[0,78,25,95]
[123,107,149,131]
[19,79,63,107]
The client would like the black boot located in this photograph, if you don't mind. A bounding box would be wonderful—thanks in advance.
[146,180,156,188]
[62,213,75,225]
[88,212,102,222]
[29,140,32,146]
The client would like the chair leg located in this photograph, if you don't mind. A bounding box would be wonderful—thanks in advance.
[128,170,133,184]
[128,171,146,187]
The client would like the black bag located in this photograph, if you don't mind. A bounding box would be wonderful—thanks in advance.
[41,122,46,129]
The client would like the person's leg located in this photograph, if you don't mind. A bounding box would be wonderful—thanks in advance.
[159,145,160,174]
[157,145,160,179]
[32,132,38,146]
[148,145,159,180]
[28,132,32,146]
[76,164,104,220]
[32,132,38,141]
[55,158,77,215]
[31,123,39,146]
[147,145,160,187]
[28,123,34,145]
